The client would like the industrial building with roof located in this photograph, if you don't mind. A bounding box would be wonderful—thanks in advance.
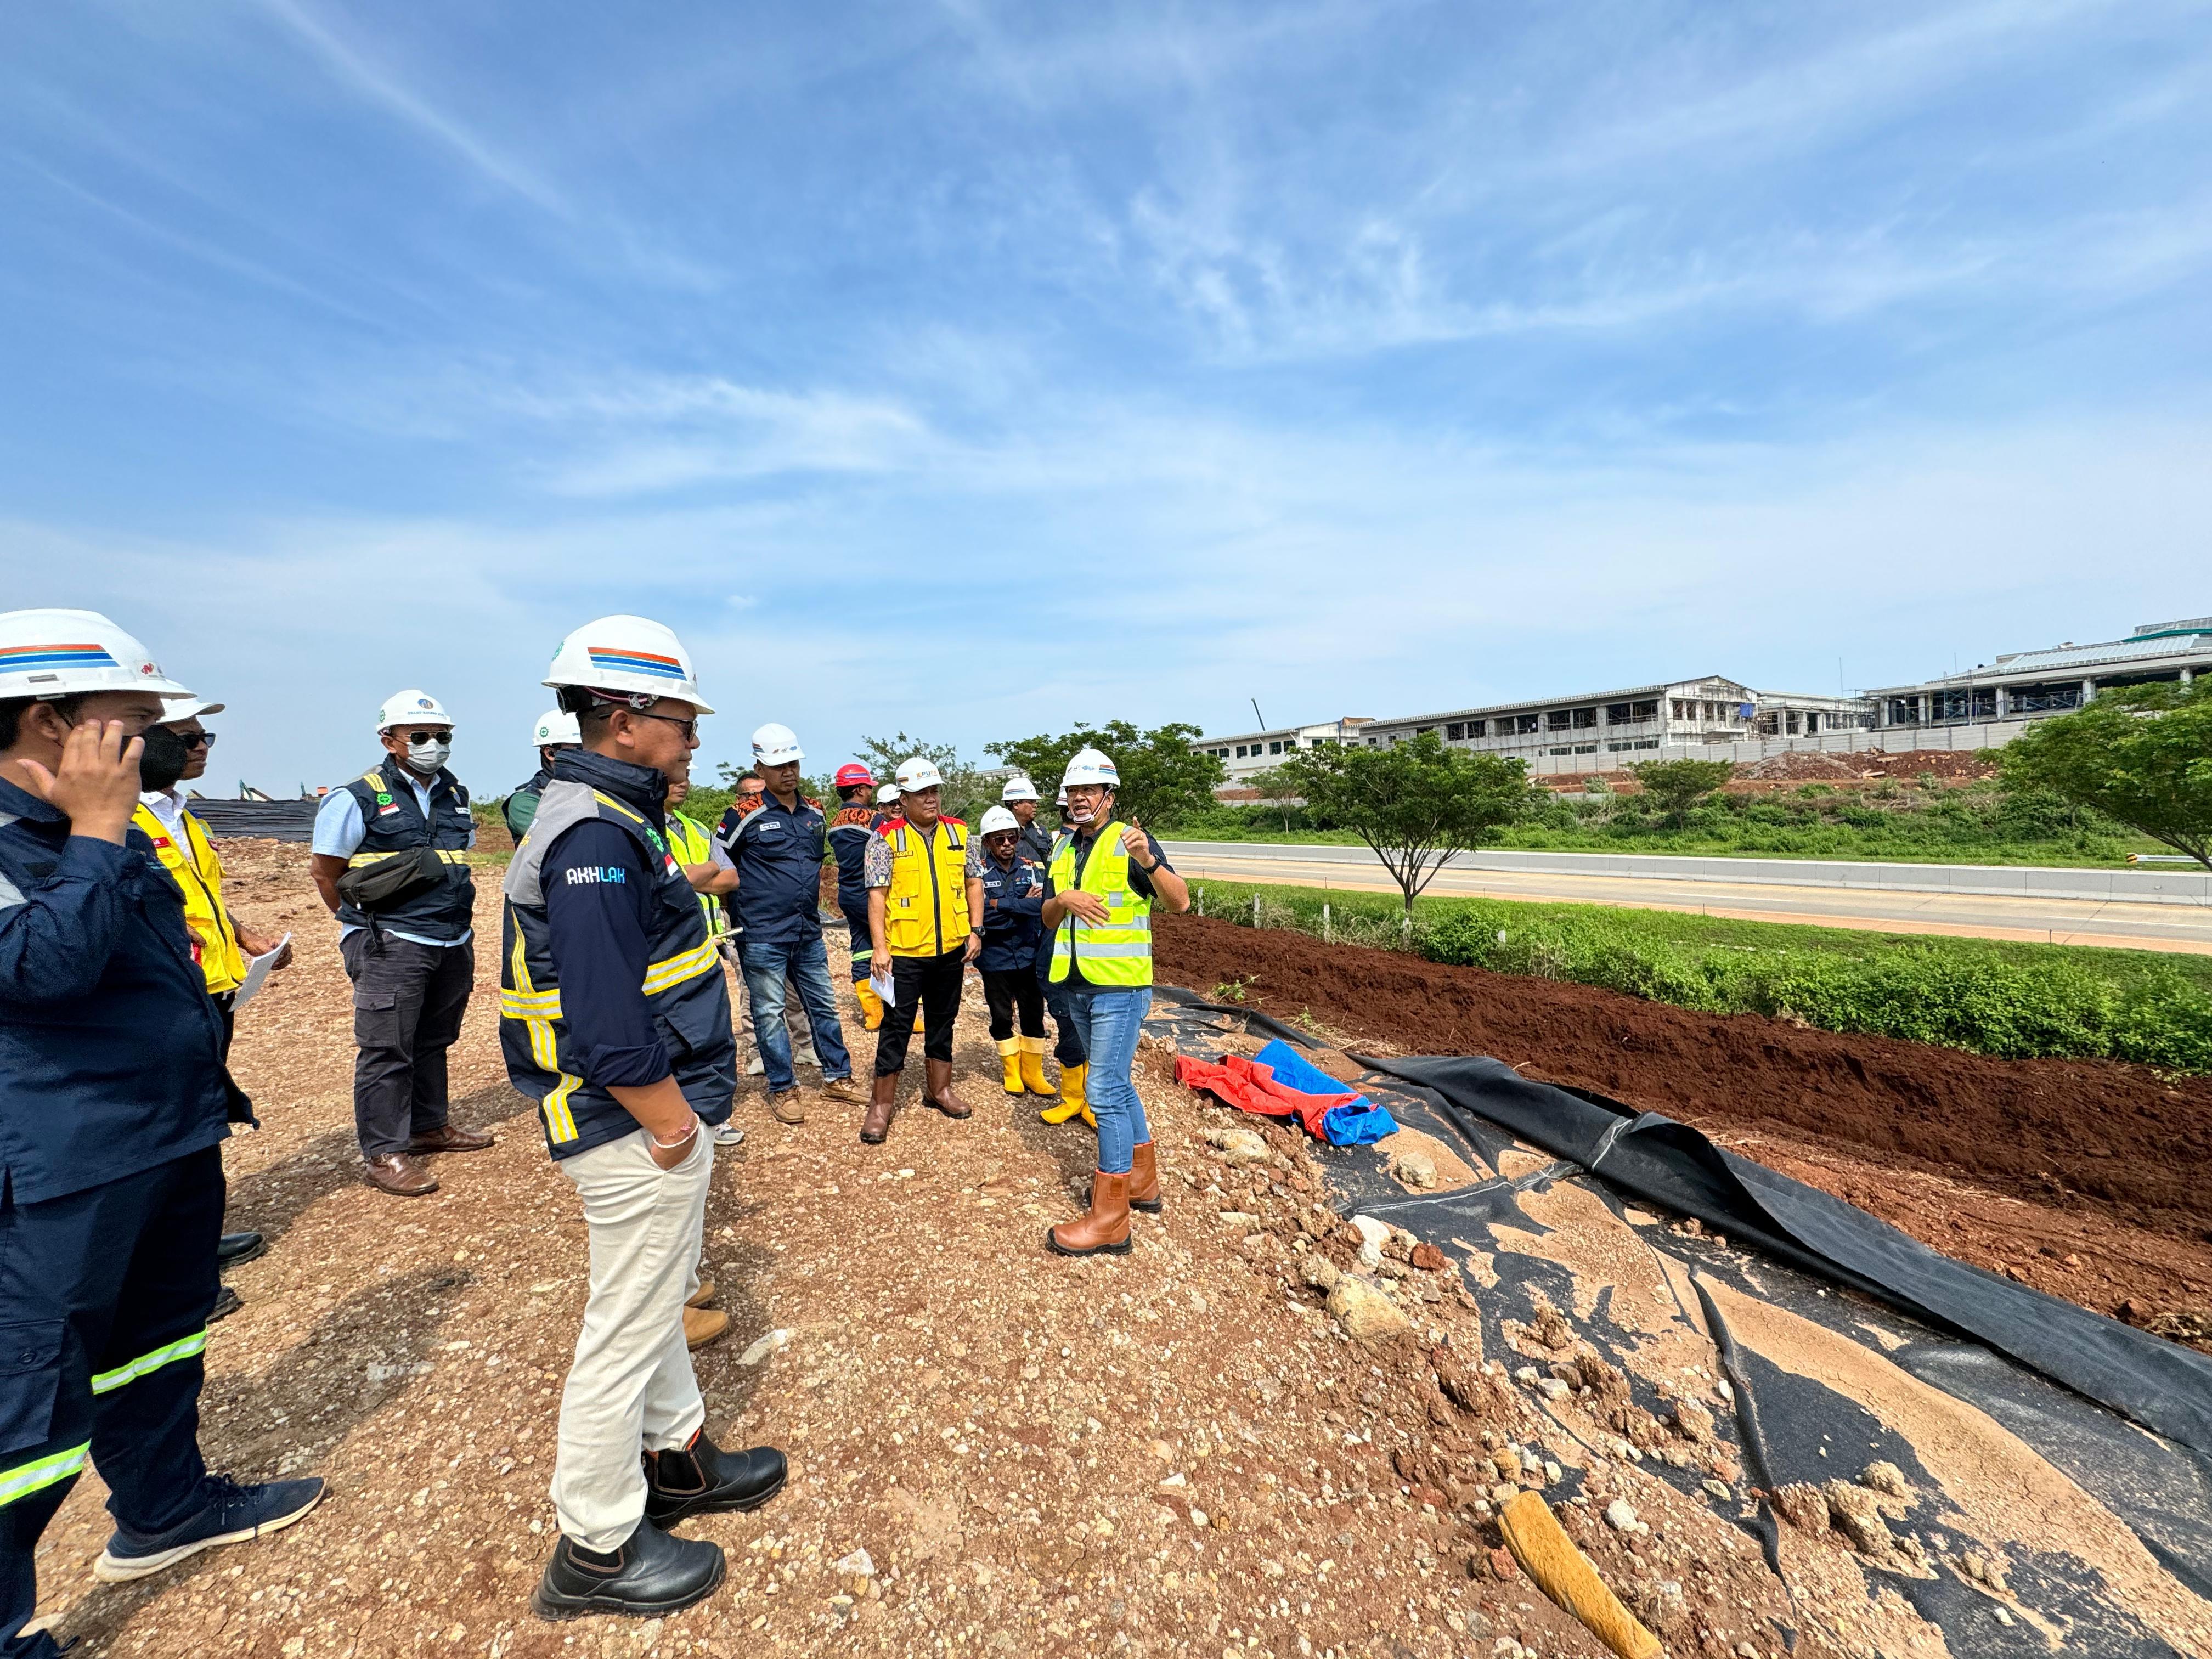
[1199,613,2210,789]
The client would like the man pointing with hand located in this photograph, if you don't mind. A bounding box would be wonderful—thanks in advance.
[1039,747,1189,1259]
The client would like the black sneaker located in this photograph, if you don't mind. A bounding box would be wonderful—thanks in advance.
[216,1231,267,1268]
[94,1474,324,1582]
[531,1518,724,1621]
[208,1285,244,1324]
[643,1429,787,1526]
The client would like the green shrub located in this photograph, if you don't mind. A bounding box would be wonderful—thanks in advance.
[1188,879,2212,1072]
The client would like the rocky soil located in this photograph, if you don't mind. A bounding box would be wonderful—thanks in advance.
[30,842,1805,1659]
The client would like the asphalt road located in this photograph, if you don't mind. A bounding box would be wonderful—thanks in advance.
[1158,842,2212,955]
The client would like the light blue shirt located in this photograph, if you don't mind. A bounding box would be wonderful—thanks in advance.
[313,770,476,948]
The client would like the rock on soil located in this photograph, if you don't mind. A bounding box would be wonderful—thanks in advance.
[1155,911,2212,1344]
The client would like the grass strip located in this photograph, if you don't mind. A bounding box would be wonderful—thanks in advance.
[1183,879,2212,1073]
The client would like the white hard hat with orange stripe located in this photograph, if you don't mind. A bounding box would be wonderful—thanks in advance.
[543,615,715,715]
[0,608,193,699]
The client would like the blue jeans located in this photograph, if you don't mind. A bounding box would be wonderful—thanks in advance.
[1065,986,1151,1173]
[738,935,851,1090]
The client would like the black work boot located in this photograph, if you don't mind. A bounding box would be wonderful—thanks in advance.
[531,1517,724,1621]
[643,1429,788,1527]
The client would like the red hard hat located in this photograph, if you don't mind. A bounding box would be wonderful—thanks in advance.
[833,762,874,789]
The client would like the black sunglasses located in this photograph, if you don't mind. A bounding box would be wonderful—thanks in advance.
[631,711,700,741]
[178,731,216,749]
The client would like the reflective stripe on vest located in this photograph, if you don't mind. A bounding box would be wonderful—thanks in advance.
[1048,820,1153,988]
[129,802,247,993]
[664,810,722,934]
[882,818,970,958]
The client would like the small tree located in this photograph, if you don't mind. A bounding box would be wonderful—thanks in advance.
[1626,758,1735,826]
[985,719,1226,829]
[1277,732,1530,915]
[2000,680,2212,868]
[1248,764,1301,833]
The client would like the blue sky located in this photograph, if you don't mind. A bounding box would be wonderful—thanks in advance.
[4,0,2209,793]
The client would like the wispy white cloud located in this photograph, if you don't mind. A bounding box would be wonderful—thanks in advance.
[251,0,569,216]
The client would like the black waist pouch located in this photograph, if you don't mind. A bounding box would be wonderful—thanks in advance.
[335,847,447,911]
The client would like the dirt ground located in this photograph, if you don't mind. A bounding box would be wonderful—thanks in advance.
[1154,912,2212,1348]
[39,840,1792,1659]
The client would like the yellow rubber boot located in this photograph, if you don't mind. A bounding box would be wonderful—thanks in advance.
[855,976,885,1031]
[1039,1061,1086,1124]
[1018,1035,1058,1098]
[913,1006,925,1035]
[997,1037,1024,1094]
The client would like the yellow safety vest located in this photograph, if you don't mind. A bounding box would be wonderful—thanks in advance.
[131,800,249,994]
[881,817,971,958]
[664,810,723,936]
[1048,820,1152,988]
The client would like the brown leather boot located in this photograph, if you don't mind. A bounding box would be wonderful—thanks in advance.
[1127,1140,1163,1215]
[406,1125,494,1154]
[921,1057,972,1119]
[860,1071,897,1144]
[1047,1170,1131,1257]
[363,1152,438,1197]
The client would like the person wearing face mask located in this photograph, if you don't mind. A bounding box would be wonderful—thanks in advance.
[0,610,325,1653]
[134,698,295,1312]
[501,617,782,1622]
[308,690,492,1198]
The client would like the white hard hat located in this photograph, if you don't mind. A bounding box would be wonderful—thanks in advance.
[1000,775,1039,803]
[0,608,193,700]
[1056,787,1069,806]
[979,805,1019,836]
[542,614,715,716]
[533,708,581,747]
[162,697,225,721]
[895,756,944,792]
[875,782,902,806]
[1060,746,1119,789]
[752,723,804,766]
[376,689,453,732]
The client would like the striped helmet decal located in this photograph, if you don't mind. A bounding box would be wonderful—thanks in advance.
[0,644,120,671]
[585,647,684,678]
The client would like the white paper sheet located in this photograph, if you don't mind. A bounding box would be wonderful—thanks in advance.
[232,933,292,1010]
[868,965,897,1010]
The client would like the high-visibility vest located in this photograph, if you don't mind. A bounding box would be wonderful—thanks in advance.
[665,810,723,935]
[337,759,475,941]
[1048,821,1153,988]
[879,816,971,958]
[131,800,249,994]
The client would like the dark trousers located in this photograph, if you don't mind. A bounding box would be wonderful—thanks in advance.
[0,1148,222,1656]
[980,966,1045,1041]
[839,902,871,984]
[872,949,964,1074]
[1037,947,1086,1068]
[338,932,474,1158]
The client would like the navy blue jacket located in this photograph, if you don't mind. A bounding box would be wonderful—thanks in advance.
[714,792,827,948]
[0,777,230,1203]
[826,804,876,918]
[975,852,1045,973]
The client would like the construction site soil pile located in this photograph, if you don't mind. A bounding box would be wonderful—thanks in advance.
[1154,912,2212,1350]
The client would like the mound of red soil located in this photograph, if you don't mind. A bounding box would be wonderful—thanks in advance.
[1155,912,2212,1340]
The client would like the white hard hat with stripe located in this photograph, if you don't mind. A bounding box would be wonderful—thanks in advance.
[895,756,944,792]
[543,615,715,715]
[979,805,1019,836]
[1000,775,1039,803]
[1059,747,1119,789]
[0,609,193,699]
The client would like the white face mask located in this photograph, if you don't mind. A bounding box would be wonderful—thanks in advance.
[405,736,452,774]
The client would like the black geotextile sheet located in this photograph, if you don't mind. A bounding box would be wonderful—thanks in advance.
[1144,986,2212,1645]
